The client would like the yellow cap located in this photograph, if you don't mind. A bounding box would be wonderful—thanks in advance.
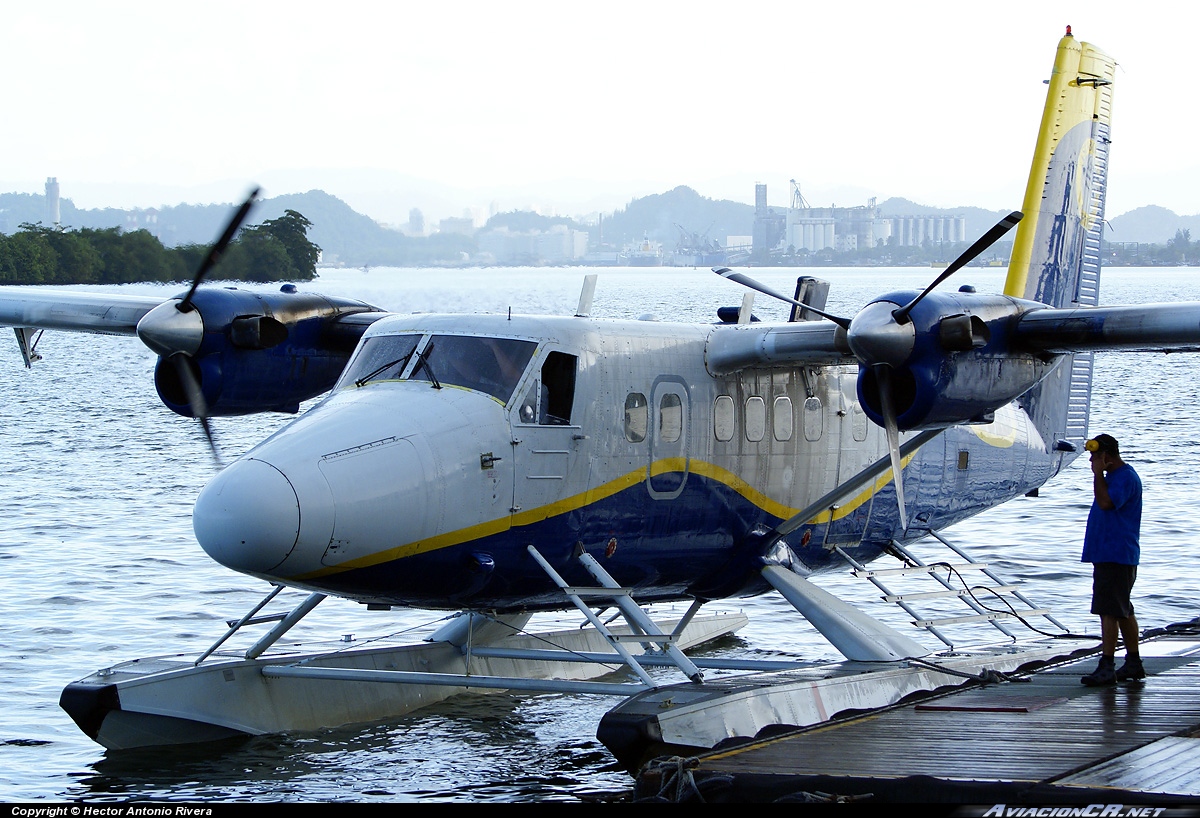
[1086,434,1120,454]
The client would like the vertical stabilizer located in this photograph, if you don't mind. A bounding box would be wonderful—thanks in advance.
[1006,29,1116,307]
[1006,29,1116,458]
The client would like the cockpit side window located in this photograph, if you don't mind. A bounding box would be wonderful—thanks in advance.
[337,333,422,389]
[409,335,537,403]
[539,351,577,425]
[516,350,579,425]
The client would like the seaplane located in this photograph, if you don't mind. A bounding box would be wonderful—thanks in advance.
[3,28,1199,769]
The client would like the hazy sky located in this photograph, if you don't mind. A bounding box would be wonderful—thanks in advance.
[2,0,1197,225]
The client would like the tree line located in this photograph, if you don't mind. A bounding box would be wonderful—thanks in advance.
[0,210,321,285]
[1106,229,1197,266]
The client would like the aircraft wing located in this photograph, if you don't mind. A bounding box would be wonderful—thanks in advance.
[0,287,166,336]
[0,284,391,417]
[705,321,853,375]
[1014,303,1200,353]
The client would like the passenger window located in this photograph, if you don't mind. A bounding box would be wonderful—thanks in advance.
[625,393,647,442]
[745,396,766,442]
[803,396,823,441]
[852,402,868,442]
[714,395,735,441]
[773,396,793,441]
[659,393,683,443]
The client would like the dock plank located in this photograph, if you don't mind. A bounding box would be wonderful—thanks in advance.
[635,634,1200,803]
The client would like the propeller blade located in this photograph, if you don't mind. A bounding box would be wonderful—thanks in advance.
[874,364,908,528]
[892,211,1023,324]
[170,353,222,466]
[177,187,261,313]
[713,267,851,329]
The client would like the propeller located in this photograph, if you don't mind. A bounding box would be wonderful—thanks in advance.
[177,187,260,314]
[137,187,260,465]
[891,211,1022,324]
[170,352,221,466]
[713,210,1023,530]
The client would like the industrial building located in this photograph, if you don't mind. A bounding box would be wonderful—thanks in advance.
[752,180,967,260]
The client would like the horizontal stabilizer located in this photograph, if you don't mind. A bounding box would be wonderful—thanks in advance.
[1015,302,1200,353]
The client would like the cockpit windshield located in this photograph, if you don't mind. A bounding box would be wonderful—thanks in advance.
[339,333,537,404]
[409,335,536,402]
[339,334,422,388]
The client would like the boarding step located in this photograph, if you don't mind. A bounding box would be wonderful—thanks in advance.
[834,531,1068,651]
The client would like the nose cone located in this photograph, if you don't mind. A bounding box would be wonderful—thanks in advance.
[194,458,300,575]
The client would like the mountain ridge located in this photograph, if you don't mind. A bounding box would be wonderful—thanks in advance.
[2,187,1195,267]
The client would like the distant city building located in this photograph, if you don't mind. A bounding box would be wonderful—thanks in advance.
[476,225,589,265]
[408,208,425,237]
[45,177,60,226]
[124,208,160,237]
[437,216,475,236]
[756,180,967,256]
[889,215,966,246]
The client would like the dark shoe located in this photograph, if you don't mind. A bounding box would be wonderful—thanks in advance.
[1117,656,1145,681]
[1082,656,1117,686]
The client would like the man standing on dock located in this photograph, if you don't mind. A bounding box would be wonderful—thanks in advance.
[1080,433,1144,686]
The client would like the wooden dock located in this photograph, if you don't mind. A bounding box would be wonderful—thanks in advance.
[630,622,1200,804]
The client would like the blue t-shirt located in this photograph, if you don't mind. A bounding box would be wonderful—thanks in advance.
[1081,463,1142,565]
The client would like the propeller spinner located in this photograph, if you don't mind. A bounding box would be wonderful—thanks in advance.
[136,186,261,464]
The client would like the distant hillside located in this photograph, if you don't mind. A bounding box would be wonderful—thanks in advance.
[600,186,753,249]
[1107,205,1200,245]
[5,186,1199,266]
[0,190,471,267]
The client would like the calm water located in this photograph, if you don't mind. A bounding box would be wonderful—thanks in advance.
[2,265,1200,802]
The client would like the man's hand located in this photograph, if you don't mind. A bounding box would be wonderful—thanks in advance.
[1091,453,1115,509]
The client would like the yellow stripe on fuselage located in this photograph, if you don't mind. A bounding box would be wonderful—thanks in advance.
[289,456,915,580]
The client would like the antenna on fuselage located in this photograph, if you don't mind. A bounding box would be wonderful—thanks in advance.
[576,274,598,317]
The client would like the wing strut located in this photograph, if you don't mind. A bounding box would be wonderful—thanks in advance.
[527,545,705,685]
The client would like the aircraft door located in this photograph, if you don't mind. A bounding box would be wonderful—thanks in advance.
[510,350,582,520]
[647,378,690,499]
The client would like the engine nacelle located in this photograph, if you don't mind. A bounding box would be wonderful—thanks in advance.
[854,290,1058,431]
[149,285,382,417]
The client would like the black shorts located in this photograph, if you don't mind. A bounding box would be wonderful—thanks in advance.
[1091,562,1137,618]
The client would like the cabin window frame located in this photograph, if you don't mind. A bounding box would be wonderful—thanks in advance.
[713,395,735,442]
[773,396,793,442]
[745,396,766,442]
[624,392,648,442]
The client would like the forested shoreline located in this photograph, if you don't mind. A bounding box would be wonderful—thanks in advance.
[0,210,320,285]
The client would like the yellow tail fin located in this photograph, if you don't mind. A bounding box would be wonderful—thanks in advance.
[1005,28,1116,308]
